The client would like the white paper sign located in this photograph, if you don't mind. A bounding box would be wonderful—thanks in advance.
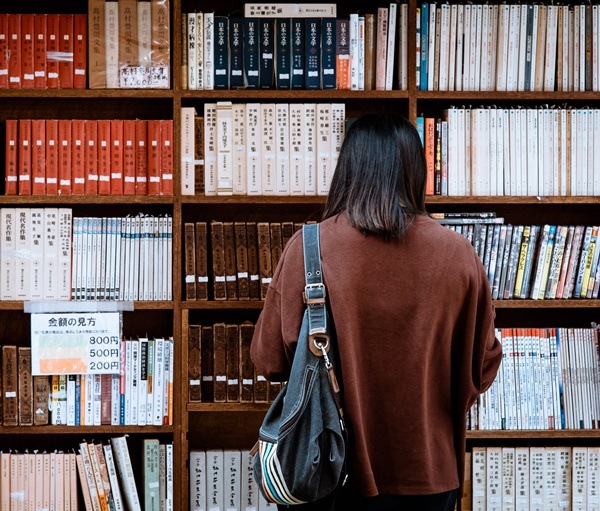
[31,312,121,375]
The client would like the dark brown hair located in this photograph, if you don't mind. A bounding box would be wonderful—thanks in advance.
[322,113,427,239]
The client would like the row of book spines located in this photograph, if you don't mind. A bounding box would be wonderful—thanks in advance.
[471,327,600,431]
[181,7,408,91]
[78,437,173,511]
[182,103,346,197]
[5,119,174,196]
[71,215,173,303]
[421,107,600,197]
[184,220,308,302]
[417,3,600,92]
[0,451,79,511]
[189,449,272,511]
[188,322,283,404]
[468,446,600,511]
[450,223,600,301]
[0,13,86,90]
[88,0,171,89]
[0,339,174,427]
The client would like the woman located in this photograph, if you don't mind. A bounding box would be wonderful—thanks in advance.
[251,113,502,511]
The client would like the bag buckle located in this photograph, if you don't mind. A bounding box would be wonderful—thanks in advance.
[303,283,326,305]
[309,333,331,364]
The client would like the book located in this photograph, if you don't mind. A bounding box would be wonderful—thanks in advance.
[110,436,142,511]
[244,4,336,17]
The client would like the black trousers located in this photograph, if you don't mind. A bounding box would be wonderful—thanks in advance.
[277,487,458,511]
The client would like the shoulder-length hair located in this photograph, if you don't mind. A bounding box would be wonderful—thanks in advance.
[322,113,427,240]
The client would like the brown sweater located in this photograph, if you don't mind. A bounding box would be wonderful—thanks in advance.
[251,212,502,497]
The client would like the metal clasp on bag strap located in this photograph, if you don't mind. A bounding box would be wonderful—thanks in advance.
[303,283,326,305]
[309,333,331,359]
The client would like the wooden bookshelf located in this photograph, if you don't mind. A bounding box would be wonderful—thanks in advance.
[2,1,600,510]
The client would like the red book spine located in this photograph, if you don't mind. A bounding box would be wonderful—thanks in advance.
[160,119,173,195]
[21,14,35,89]
[123,119,136,195]
[45,119,59,194]
[8,14,21,89]
[73,14,86,89]
[147,119,161,195]
[46,14,59,88]
[97,119,111,195]
[71,119,86,194]
[110,119,124,194]
[84,120,98,194]
[58,119,72,195]
[31,119,46,194]
[4,119,18,194]
[33,14,47,89]
[0,14,8,89]
[18,119,32,194]
[135,120,148,195]
[58,14,73,89]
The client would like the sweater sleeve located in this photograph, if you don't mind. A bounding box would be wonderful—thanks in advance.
[250,232,305,381]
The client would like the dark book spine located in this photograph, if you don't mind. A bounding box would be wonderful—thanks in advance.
[243,18,259,88]
[259,18,274,89]
[321,18,336,89]
[291,18,305,89]
[213,16,229,89]
[229,18,245,88]
[304,18,321,89]
[275,18,291,89]
[524,5,534,92]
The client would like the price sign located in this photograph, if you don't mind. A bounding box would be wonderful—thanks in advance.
[31,312,121,375]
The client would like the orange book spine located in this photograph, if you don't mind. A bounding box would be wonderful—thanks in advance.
[45,119,59,194]
[18,119,32,195]
[8,14,21,89]
[110,119,124,194]
[46,14,59,88]
[0,14,8,88]
[71,119,86,194]
[21,14,35,89]
[4,119,18,194]
[33,14,47,88]
[73,14,87,89]
[123,119,136,195]
[424,117,435,195]
[135,119,148,195]
[31,119,46,195]
[58,119,72,195]
[97,119,112,195]
[147,119,161,195]
[58,14,73,88]
[160,119,173,195]
[84,120,98,194]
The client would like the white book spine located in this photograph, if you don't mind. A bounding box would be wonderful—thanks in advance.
[241,450,259,511]
[496,5,510,91]
[316,103,332,196]
[544,6,558,91]
[398,4,408,90]
[573,447,588,511]
[180,106,197,195]
[187,13,197,90]
[207,450,224,511]
[303,103,317,195]
[385,3,397,90]
[232,104,247,195]
[43,208,58,300]
[15,208,31,300]
[455,5,464,92]
[357,16,365,90]
[330,103,345,185]
[472,447,487,511]
[103,444,125,511]
[196,13,204,90]
[204,13,214,90]
[246,103,262,195]
[438,3,450,92]
[137,0,152,66]
[349,13,359,90]
[448,5,457,91]
[289,103,305,196]
[216,101,234,195]
[260,103,276,195]
[110,436,142,511]
[471,4,482,91]
[224,450,241,511]
[275,103,290,195]
[153,338,165,425]
[30,209,44,300]
[204,103,218,195]
[190,450,207,511]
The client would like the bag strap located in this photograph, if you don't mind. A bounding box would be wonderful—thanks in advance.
[302,223,329,344]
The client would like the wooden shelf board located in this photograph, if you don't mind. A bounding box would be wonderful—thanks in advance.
[181,195,325,205]
[187,403,270,412]
[492,300,600,308]
[0,195,174,205]
[416,91,600,101]
[182,301,264,310]
[426,196,600,205]
[182,90,410,100]
[0,89,174,99]
[0,301,173,310]
[467,430,600,439]
[0,425,174,434]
